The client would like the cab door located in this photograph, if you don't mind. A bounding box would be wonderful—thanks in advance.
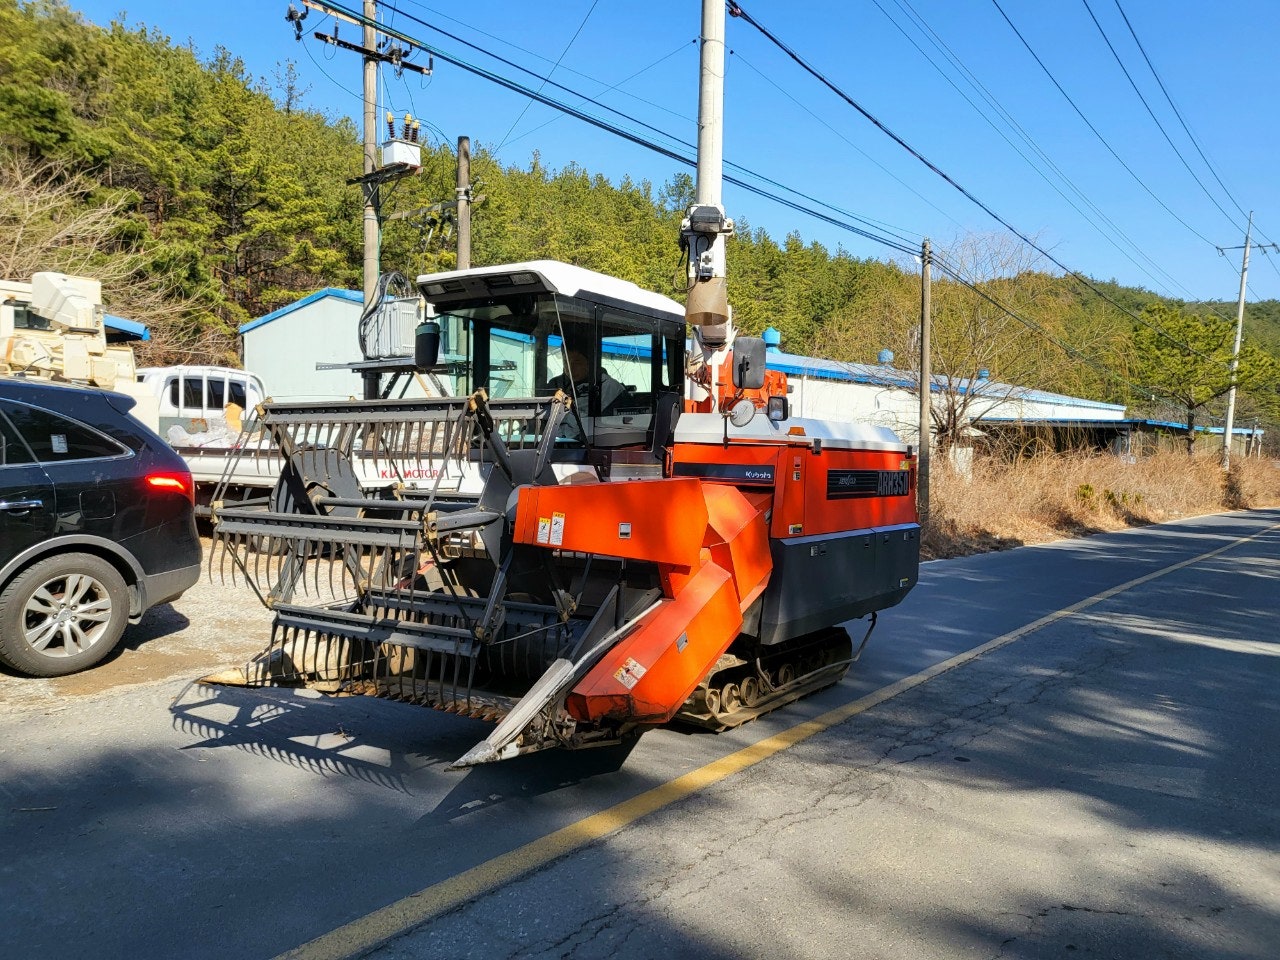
[0,407,55,561]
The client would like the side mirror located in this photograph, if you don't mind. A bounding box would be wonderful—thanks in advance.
[733,336,767,391]
[767,395,789,422]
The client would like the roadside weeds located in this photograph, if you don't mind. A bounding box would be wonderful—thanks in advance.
[922,451,1280,559]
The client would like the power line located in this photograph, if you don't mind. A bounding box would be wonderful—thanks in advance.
[378,1,691,156]
[392,0,693,125]
[1079,0,1244,234]
[501,40,696,152]
[725,1,1227,366]
[1110,0,1280,258]
[304,2,920,256]
[494,0,600,154]
[895,0,1270,319]
[872,0,1197,303]
[372,2,922,245]
[987,0,1215,248]
[1109,2,1245,225]
[729,48,965,233]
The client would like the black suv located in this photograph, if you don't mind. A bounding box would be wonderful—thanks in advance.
[0,378,201,676]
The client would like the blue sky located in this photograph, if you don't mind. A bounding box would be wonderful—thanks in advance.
[72,1,1280,303]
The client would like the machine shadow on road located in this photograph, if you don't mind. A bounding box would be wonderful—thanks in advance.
[169,681,486,793]
[168,680,647,812]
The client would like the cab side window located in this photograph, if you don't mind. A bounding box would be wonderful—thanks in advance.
[598,309,658,415]
[0,401,128,463]
[207,378,225,410]
[182,377,203,410]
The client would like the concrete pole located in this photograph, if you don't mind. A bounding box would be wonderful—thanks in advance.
[456,136,471,271]
[695,0,725,212]
[361,0,381,401]
[1222,211,1252,471]
[362,0,378,307]
[918,238,932,523]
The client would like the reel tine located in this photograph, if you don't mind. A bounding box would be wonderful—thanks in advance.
[216,534,229,585]
[312,540,324,599]
[371,421,387,473]
[297,626,310,683]
[252,531,264,587]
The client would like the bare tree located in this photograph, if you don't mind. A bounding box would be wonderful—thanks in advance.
[0,150,233,365]
[0,153,135,281]
[818,233,1077,451]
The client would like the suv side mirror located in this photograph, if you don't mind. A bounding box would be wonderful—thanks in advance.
[733,336,767,391]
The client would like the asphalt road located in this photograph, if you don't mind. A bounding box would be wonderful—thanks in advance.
[1,509,1277,960]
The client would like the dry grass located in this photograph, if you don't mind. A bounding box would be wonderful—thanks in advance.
[921,452,1280,559]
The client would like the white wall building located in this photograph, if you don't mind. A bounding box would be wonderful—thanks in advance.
[239,289,405,401]
[762,340,1126,447]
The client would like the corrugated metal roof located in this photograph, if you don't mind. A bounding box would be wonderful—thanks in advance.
[766,348,1125,412]
[239,288,363,334]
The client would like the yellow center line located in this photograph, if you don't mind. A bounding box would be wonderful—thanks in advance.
[277,520,1280,960]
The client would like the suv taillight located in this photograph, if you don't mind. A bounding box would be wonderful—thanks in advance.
[146,471,195,503]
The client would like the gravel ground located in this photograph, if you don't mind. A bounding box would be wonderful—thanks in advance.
[0,539,274,710]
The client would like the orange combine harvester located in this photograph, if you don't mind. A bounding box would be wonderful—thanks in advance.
[202,0,919,767]
[205,260,919,766]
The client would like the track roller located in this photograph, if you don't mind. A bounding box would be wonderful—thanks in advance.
[675,626,859,731]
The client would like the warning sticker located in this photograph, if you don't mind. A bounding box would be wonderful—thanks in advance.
[549,511,566,547]
[537,517,551,544]
[614,657,647,690]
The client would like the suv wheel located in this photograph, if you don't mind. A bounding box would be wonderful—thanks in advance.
[0,553,129,677]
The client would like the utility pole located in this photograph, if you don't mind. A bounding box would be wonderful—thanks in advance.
[360,0,373,308]
[918,238,932,523]
[360,0,380,399]
[1218,212,1279,469]
[309,0,429,396]
[456,136,471,271]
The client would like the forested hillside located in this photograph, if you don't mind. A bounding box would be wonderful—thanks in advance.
[2,0,1276,435]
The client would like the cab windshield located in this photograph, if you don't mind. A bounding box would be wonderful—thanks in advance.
[437,292,683,448]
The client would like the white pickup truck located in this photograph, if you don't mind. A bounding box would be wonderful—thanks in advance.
[135,365,457,516]
[134,365,277,516]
